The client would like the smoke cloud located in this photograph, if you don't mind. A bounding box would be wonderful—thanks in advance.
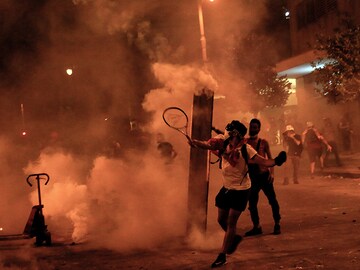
[3,0,354,255]
[0,0,279,252]
[20,148,188,250]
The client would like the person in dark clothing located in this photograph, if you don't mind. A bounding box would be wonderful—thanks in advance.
[282,125,303,184]
[338,112,353,153]
[322,118,342,167]
[156,133,177,164]
[245,118,281,236]
[302,122,332,178]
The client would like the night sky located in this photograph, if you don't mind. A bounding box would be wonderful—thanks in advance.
[0,1,289,152]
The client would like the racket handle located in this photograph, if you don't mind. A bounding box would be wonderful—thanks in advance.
[212,126,224,135]
[187,137,201,149]
[186,136,196,147]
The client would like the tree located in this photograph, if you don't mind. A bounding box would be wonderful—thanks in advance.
[231,33,291,115]
[312,18,360,103]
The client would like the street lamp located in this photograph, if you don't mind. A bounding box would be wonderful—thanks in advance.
[197,0,208,64]
[187,0,215,235]
[197,0,216,64]
[66,68,73,76]
[20,103,27,136]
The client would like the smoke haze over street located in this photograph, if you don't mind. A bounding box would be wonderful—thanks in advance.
[0,0,358,259]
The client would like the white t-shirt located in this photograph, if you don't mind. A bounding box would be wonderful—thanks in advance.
[209,137,257,190]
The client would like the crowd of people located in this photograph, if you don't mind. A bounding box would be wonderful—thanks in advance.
[259,112,354,184]
[281,113,354,182]
[185,114,353,268]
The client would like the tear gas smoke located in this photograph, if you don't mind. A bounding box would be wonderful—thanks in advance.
[1,0,358,255]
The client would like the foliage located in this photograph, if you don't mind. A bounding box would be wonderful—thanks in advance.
[231,33,291,115]
[312,18,360,103]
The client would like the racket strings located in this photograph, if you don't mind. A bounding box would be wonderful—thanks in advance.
[164,112,187,129]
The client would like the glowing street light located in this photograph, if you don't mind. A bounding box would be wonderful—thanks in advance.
[20,103,27,136]
[66,68,73,76]
[197,0,210,64]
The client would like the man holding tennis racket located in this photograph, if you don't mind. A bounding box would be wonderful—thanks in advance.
[188,120,287,268]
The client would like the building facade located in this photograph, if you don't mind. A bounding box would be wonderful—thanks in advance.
[276,0,359,150]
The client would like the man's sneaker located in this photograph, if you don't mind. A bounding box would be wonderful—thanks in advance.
[244,226,262,237]
[226,235,243,255]
[273,224,281,235]
[211,253,227,268]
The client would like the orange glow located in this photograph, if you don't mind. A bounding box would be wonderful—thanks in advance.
[22,131,27,136]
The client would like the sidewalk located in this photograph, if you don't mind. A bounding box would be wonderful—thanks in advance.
[322,151,360,178]
[271,144,360,179]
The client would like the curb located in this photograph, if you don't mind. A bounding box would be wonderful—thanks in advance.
[320,171,360,179]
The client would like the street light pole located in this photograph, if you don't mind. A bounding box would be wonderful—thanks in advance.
[197,0,208,64]
[187,0,214,235]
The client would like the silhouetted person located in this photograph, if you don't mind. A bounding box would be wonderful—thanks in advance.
[282,125,303,184]
[245,118,281,237]
[338,112,353,153]
[156,133,177,164]
[289,113,305,135]
[302,122,332,178]
[322,118,342,166]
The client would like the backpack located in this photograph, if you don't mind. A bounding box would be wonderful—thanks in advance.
[304,128,322,150]
[240,143,250,165]
[305,128,320,144]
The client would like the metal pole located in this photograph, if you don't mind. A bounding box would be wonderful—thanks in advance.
[198,0,208,64]
[186,1,214,234]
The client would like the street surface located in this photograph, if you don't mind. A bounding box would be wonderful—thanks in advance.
[1,172,359,270]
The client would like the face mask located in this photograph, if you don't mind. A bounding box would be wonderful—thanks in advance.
[228,129,240,137]
[224,129,240,140]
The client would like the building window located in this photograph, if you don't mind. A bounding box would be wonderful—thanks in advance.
[296,0,338,30]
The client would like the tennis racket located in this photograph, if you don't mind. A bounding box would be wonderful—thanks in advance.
[162,107,191,141]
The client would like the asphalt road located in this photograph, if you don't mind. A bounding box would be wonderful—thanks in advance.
[1,173,359,270]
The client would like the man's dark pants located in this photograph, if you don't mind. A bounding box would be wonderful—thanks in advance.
[248,171,281,226]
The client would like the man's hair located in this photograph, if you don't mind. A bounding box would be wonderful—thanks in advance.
[250,118,261,129]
